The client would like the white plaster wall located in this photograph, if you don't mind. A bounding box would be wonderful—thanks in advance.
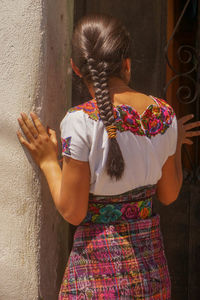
[0,0,74,299]
[39,1,74,299]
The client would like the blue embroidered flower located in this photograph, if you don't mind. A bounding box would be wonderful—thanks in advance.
[96,204,122,223]
[61,137,72,155]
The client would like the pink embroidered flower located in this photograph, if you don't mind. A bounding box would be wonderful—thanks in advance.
[143,108,153,118]
[123,112,138,122]
[123,112,134,122]
[161,108,172,125]
[121,203,139,220]
[123,118,140,133]
[148,118,163,135]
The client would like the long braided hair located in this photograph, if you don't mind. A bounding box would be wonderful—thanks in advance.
[71,14,131,180]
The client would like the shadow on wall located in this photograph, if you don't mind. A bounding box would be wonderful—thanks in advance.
[39,1,74,300]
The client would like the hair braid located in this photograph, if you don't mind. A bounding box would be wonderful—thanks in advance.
[72,14,131,180]
[87,58,125,180]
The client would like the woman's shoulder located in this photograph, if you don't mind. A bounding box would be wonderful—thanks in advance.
[148,96,176,122]
[60,99,99,134]
[67,99,99,121]
[151,96,175,113]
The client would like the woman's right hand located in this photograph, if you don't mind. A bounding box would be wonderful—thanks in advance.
[177,114,200,146]
[17,112,58,169]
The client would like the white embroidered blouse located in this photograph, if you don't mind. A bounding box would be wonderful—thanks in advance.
[60,96,177,196]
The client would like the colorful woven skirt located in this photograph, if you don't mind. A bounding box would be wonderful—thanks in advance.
[59,185,171,299]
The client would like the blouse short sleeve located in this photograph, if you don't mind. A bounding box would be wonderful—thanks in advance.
[60,111,90,161]
[166,114,178,156]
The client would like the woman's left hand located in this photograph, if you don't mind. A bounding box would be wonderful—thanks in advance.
[177,114,200,146]
[17,112,58,168]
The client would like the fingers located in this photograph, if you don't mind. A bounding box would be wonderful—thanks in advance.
[18,117,34,142]
[183,120,200,131]
[47,128,58,145]
[17,130,33,149]
[30,112,47,135]
[178,114,200,146]
[184,138,193,145]
[18,112,48,145]
[48,128,56,136]
[20,113,38,138]
[178,114,194,125]
[185,130,200,138]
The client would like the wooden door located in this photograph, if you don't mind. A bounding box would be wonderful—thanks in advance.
[155,1,200,299]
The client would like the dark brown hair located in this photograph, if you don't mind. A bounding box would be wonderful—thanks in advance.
[71,14,131,180]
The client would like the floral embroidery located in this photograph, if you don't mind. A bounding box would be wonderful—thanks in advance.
[68,100,100,121]
[142,98,175,138]
[140,207,151,219]
[61,136,72,155]
[67,97,175,138]
[96,204,122,223]
[82,198,152,224]
[114,105,145,136]
[120,203,139,219]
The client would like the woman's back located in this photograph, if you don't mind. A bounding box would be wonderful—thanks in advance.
[61,94,177,195]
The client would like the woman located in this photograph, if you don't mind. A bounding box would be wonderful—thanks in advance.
[17,14,200,299]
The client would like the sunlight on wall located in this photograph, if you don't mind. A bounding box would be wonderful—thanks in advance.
[0,1,74,299]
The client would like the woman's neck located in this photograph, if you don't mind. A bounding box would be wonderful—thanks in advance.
[87,77,135,99]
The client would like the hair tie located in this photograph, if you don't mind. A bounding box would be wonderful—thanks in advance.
[106,124,117,139]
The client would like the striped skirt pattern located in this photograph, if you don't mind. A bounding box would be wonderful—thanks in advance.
[59,187,171,299]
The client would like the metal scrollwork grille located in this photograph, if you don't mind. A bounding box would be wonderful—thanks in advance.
[164,0,200,183]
